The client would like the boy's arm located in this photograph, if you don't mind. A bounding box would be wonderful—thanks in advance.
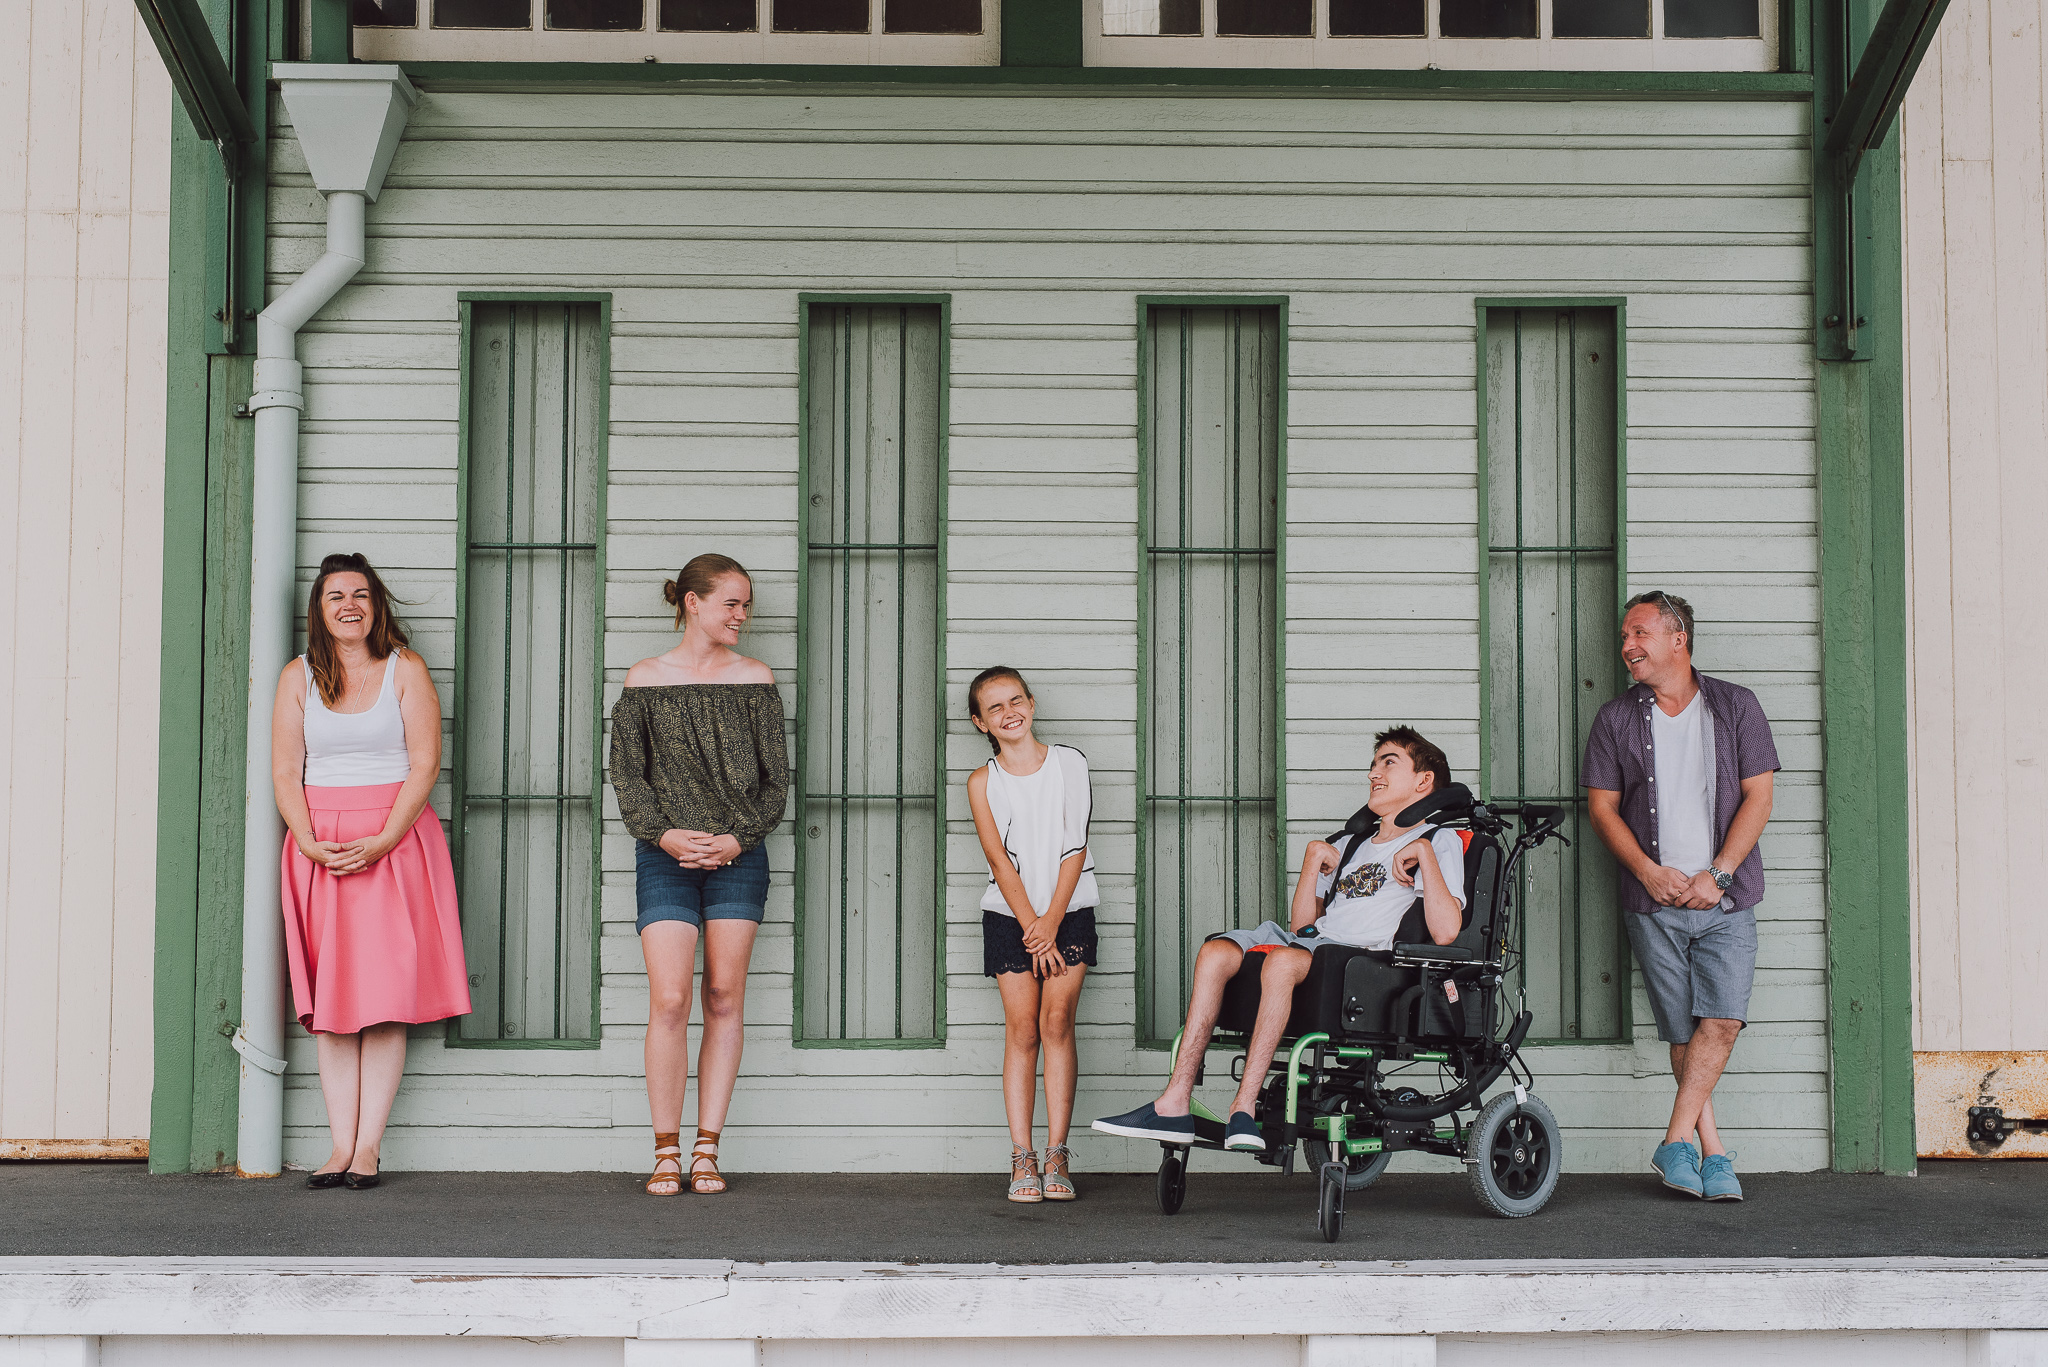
[1290,840,1341,932]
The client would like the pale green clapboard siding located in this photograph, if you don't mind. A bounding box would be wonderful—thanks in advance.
[269,88,1824,1173]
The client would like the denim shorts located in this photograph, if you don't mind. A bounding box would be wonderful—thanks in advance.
[634,839,769,933]
[1625,904,1758,1044]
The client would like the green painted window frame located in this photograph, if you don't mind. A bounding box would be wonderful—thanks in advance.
[447,289,613,1051]
[1133,295,1289,1051]
[793,291,952,1050]
[1474,294,1632,1048]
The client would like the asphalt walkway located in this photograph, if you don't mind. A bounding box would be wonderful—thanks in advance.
[3,1160,2043,1263]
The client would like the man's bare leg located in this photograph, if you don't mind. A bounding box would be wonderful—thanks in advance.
[1227,948,1314,1117]
[1665,1019,1739,1153]
[1154,939,1245,1116]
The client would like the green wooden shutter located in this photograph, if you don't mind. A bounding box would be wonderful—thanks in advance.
[454,299,606,1046]
[1481,304,1627,1044]
[796,302,947,1047]
[1139,304,1282,1047]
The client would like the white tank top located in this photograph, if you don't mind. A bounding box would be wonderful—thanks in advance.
[979,744,1099,918]
[302,653,413,787]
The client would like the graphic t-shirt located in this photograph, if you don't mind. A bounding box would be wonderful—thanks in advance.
[1312,825,1468,951]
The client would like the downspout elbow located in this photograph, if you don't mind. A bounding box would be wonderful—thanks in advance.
[251,191,368,411]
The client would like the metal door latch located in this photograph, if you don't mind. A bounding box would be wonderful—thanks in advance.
[1966,1104,2048,1148]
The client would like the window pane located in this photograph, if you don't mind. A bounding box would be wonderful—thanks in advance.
[459,302,603,1045]
[773,0,866,29]
[1483,306,1626,1043]
[1217,0,1311,36]
[1664,0,1758,36]
[353,0,419,26]
[660,0,755,27]
[800,304,944,1045]
[1142,306,1281,1047]
[884,0,978,30]
[1553,0,1646,36]
[1439,0,1537,36]
[1328,0,1422,36]
[434,0,530,24]
[1103,0,1200,35]
[547,0,643,26]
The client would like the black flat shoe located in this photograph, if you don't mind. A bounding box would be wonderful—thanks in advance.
[341,1171,381,1190]
[306,1171,347,1190]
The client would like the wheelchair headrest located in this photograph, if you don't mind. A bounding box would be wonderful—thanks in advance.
[1337,782,1476,837]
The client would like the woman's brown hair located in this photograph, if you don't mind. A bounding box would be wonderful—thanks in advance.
[663,553,752,631]
[966,665,1032,756]
[305,552,409,706]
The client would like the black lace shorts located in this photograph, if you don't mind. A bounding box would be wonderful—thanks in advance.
[982,908,1099,978]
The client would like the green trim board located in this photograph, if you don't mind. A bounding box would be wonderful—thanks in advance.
[1472,297,1632,1048]
[448,291,612,1051]
[792,292,951,1050]
[1132,295,1289,1052]
[391,64,1813,97]
[1812,2,1915,1174]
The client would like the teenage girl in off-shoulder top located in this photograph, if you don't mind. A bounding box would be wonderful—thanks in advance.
[609,553,788,1198]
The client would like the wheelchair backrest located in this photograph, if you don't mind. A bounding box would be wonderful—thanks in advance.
[1386,827,1505,959]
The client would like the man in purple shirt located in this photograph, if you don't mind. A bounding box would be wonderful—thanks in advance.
[1581,591,1778,1203]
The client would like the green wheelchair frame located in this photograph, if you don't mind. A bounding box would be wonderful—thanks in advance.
[1149,797,1569,1242]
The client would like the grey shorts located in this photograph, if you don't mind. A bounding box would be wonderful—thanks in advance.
[1626,905,1758,1044]
[1209,920,1328,953]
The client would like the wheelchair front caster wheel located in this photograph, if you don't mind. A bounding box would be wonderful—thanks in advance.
[1157,1147,1188,1215]
[1467,1092,1563,1218]
[1316,1160,1346,1243]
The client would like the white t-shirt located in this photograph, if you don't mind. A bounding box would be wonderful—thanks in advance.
[1650,691,1717,881]
[978,745,1099,918]
[1313,824,1468,951]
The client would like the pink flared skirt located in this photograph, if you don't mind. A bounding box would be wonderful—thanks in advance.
[281,783,473,1035]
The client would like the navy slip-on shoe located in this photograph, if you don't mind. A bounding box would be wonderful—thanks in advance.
[1092,1102,1196,1144]
[1222,1111,1265,1152]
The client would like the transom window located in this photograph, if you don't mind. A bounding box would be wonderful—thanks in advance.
[352,0,998,61]
[1088,0,1775,68]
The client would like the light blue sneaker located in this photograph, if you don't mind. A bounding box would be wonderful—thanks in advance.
[1651,1140,1704,1197]
[1701,1151,1743,1202]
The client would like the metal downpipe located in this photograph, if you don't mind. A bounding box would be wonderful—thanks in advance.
[234,189,366,1177]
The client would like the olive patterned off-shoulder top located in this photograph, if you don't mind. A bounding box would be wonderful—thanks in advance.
[608,683,789,853]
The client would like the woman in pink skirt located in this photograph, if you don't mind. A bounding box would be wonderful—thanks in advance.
[271,552,470,1189]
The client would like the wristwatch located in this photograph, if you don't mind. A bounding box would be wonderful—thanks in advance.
[1707,864,1734,892]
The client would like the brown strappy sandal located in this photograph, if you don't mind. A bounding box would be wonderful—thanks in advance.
[646,1131,683,1197]
[689,1127,728,1194]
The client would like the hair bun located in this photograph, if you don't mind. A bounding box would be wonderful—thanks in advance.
[662,579,680,606]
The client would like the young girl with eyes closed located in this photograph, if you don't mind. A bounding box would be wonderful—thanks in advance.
[964,666,1098,1204]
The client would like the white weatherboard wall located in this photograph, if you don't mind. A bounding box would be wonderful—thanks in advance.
[272,88,1825,1173]
[0,0,168,1154]
[1900,0,2048,1058]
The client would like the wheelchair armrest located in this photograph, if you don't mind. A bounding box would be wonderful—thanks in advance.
[1393,942,1477,963]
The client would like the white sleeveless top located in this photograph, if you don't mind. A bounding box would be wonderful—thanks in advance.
[978,744,1099,918]
[302,653,413,787]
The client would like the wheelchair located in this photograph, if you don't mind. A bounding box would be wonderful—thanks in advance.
[1153,783,1570,1242]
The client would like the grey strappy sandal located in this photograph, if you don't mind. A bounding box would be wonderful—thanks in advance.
[1042,1143,1077,1201]
[1008,1145,1043,1203]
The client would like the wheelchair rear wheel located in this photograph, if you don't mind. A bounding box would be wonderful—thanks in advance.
[1157,1147,1188,1215]
[1466,1092,1562,1218]
[1316,1161,1347,1243]
[1302,1140,1393,1192]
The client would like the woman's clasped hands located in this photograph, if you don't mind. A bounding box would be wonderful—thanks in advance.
[295,829,398,877]
[660,827,742,869]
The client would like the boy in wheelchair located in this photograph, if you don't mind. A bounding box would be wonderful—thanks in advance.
[1095,727,1466,1154]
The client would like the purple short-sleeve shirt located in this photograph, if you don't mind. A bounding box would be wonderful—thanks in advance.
[1579,670,1780,914]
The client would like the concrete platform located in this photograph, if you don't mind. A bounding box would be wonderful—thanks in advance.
[2,1159,2043,1262]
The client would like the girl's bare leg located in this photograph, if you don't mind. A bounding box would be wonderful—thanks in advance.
[1038,966,1088,1147]
[314,1031,364,1174]
[997,971,1045,1149]
[348,1021,409,1175]
[692,919,760,1134]
[641,921,701,1132]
